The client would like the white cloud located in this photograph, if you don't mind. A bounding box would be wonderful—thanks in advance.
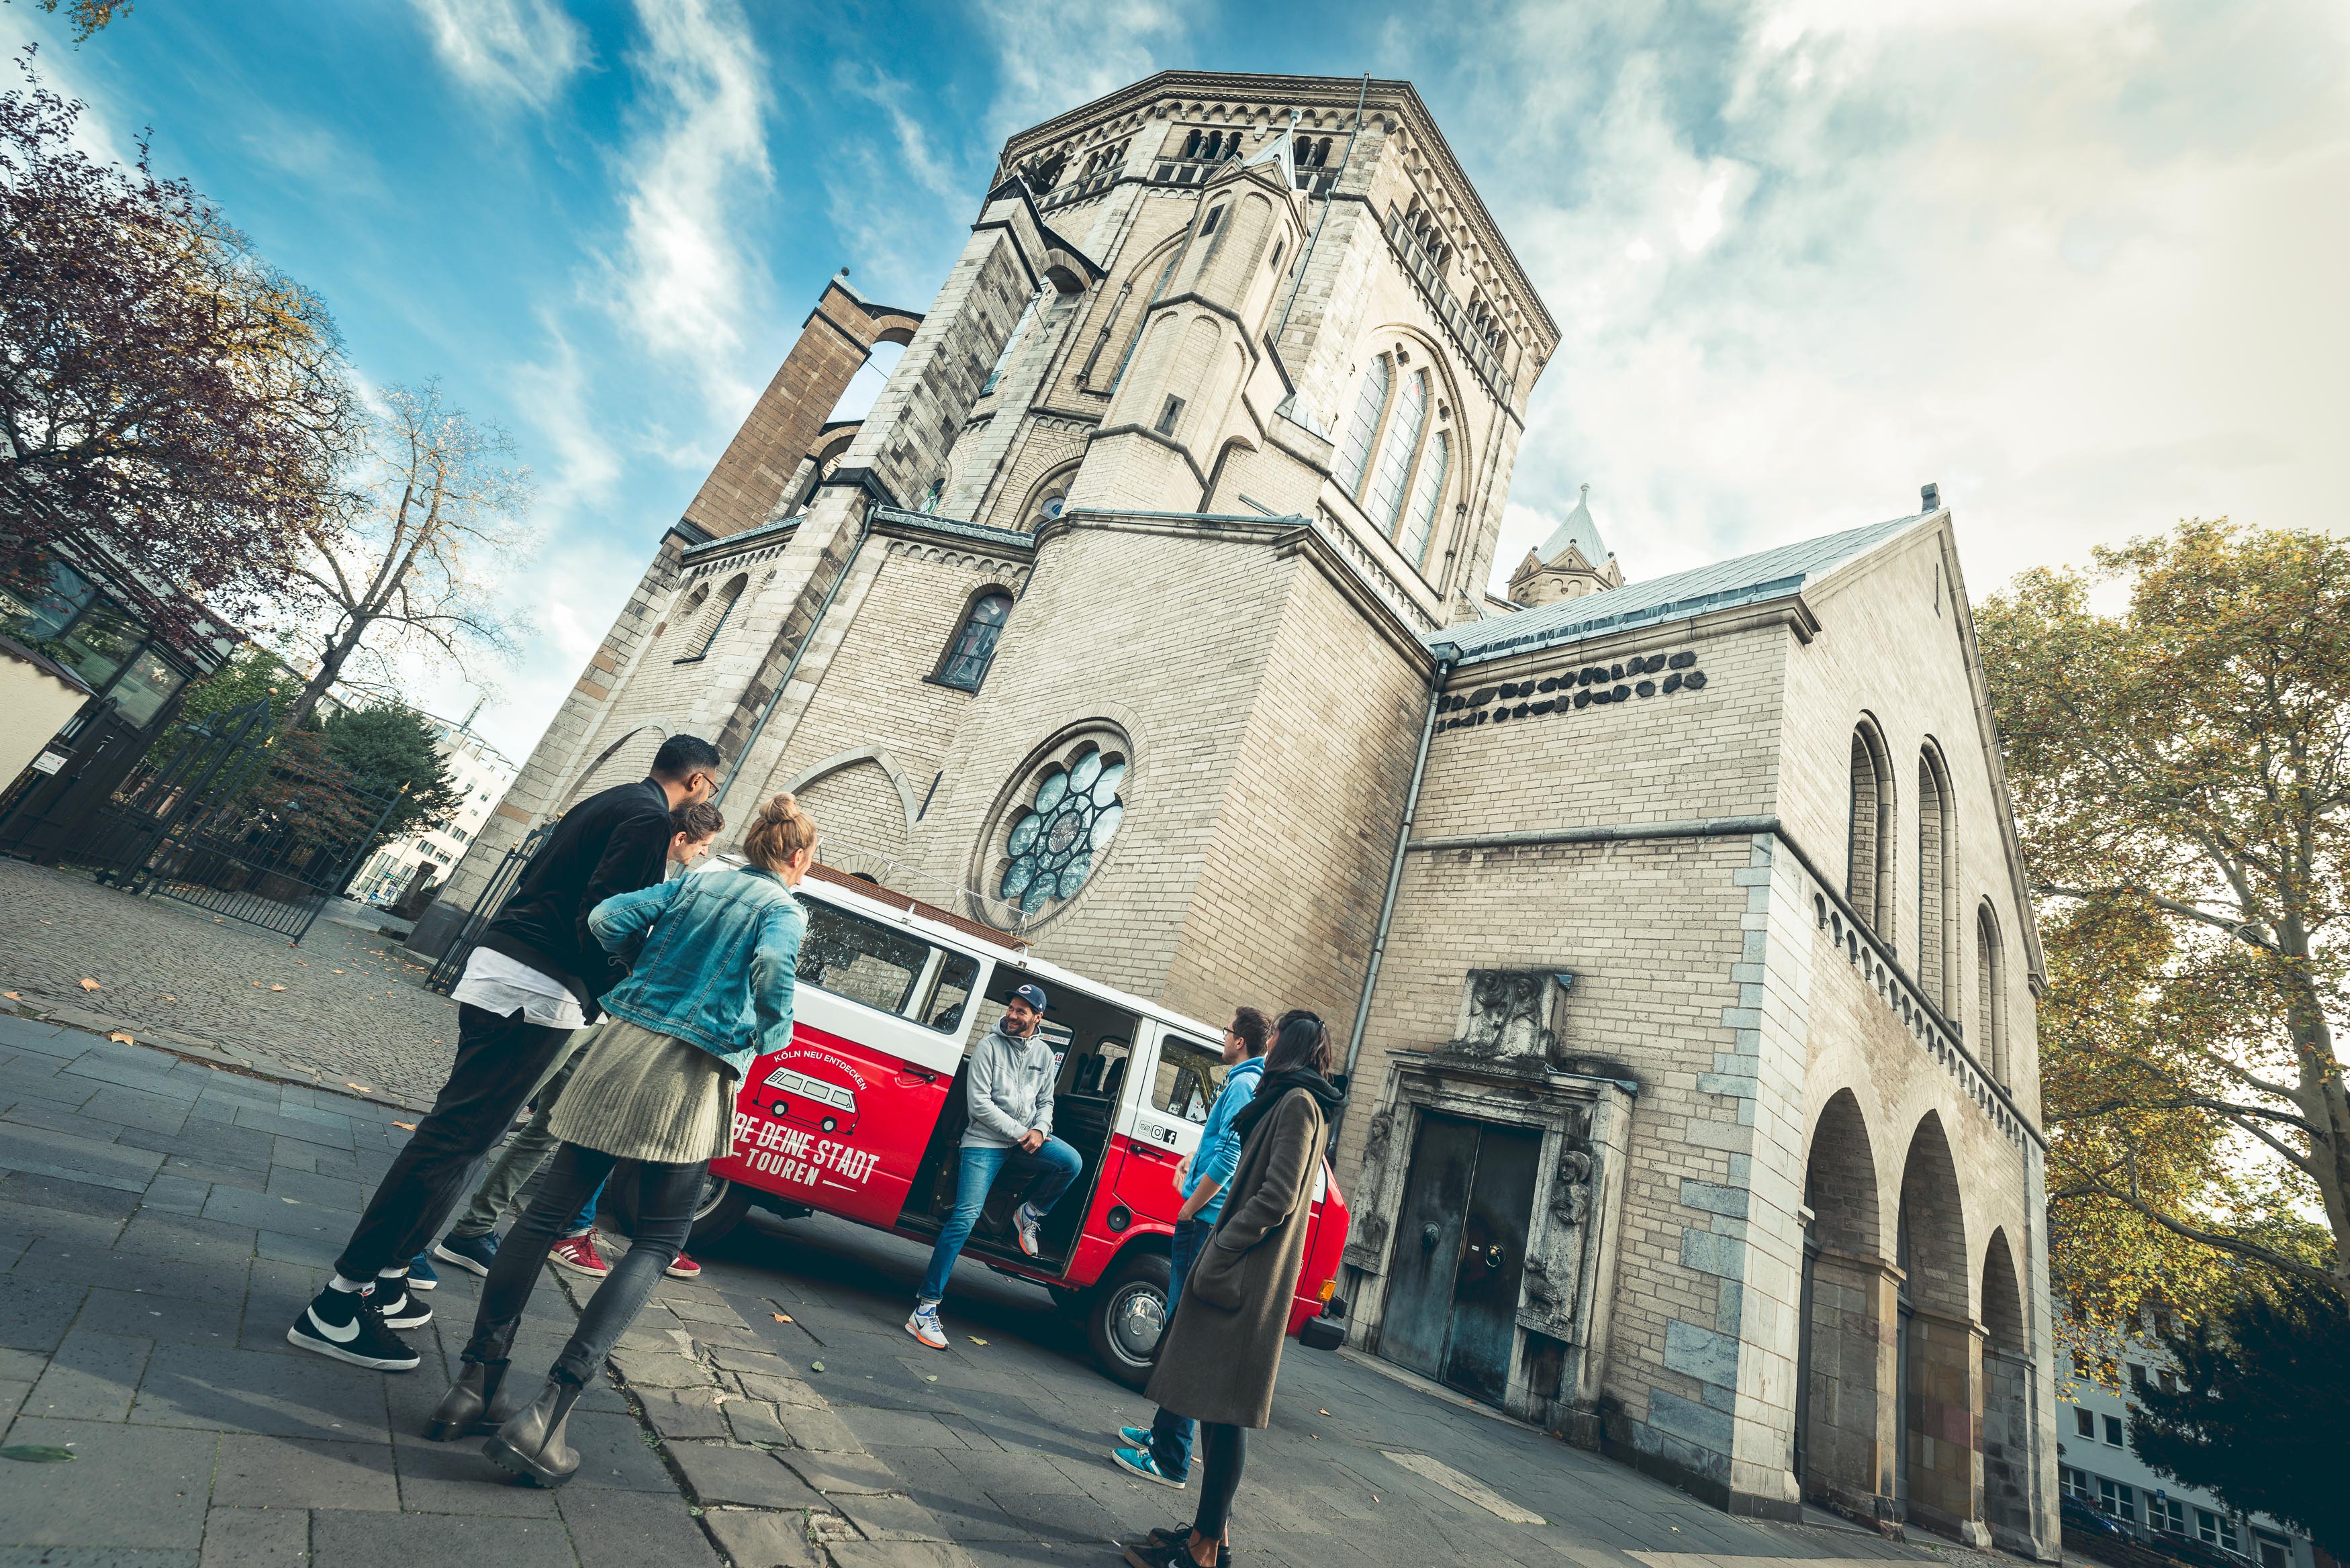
[1425,0,2350,605]
[412,0,588,110]
[969,0,1191,141]
[602,0,772,418]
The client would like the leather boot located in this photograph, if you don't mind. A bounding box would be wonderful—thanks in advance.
[426,1358,508,1442]
[482,1375,586,1488]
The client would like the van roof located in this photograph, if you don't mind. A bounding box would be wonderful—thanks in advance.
[790,862,1221,1042]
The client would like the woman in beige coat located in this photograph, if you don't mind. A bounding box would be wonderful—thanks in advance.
[1126,1012,1344,1568]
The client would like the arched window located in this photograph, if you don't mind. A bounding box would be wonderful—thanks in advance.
[1399,430,1448,564]
[1333,352,1390,495]
[1847,720,1895,936]
[680,575,745,662]
[1183,129,1201,158]
[936,591,1013,692]
[1918,745,1957,1012]
[1204,131,1223,159]
[1977,903,2007,1082]
[1365,368,1428,528]
[980,289,1042,396]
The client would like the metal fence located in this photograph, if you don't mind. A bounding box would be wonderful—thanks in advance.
[425,822,549,992]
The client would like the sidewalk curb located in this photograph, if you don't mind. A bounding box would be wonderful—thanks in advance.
[0,997,436,1114]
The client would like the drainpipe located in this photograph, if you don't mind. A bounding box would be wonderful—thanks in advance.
[1334,640,1456,1128]
[713,501,875,812]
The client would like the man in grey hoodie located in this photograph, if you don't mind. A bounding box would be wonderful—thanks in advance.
[906,983,1082,1350]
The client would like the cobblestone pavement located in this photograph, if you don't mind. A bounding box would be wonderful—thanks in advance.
[0,859,457,1108]
[0,1014,2038,1567]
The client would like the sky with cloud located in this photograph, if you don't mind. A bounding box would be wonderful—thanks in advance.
[8,0,2343,761]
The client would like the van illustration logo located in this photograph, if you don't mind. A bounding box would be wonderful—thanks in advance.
[759,1054,865,1134]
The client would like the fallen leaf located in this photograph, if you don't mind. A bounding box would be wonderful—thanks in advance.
[160,995,175,1002]
[270,984,286,992]
[345,1083,372,1093]
[1319,1410,1331,1416]
[332,969,345,974]
[0,1444,75,1463]
[771,1312,788,1322]
[925,1375,937,1383]
[79,977,99,991]
[109,1032,134,1045]
[968,1336,987,1346]
[808,1361,825,1372]
[2,991,18,1000]
[393,1121,416,1130]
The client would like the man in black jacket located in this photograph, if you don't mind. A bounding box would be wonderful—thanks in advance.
[288,734,722,1370]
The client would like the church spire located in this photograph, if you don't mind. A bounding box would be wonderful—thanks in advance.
[1537,483,1609,569]
[1508,482,1625,608]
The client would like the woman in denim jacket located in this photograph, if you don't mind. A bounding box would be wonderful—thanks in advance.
[429,793,816,1487]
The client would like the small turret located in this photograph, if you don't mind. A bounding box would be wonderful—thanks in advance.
[1507,483,1624,606]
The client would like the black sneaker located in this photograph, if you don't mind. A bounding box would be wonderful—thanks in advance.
[287,1287,421,1371]
[1133,1528,1229,1567]
[432,1230,499,1277]
[371,1275,432,1329]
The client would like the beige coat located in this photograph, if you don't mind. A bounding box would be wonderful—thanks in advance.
[1145,1086,1325,1429]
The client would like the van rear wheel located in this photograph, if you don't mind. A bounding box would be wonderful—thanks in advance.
[1087,1250,1170,1391]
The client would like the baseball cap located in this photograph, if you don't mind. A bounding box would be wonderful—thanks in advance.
[1012,983,1048,1012]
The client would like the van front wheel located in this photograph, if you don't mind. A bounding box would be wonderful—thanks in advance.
[1087,1250,1171,1391]
[689,1177,753,1247]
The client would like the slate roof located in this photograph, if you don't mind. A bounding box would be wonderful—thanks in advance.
[1535,485,1609,567]
[1436,510,1935,666]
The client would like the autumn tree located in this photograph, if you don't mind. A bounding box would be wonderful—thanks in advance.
[0,52,356,630]
[1977,520,2350,1345]
[275,381,532,732]
[3,2,132,41]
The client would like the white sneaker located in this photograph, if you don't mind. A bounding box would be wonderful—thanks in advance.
[905,1300,947,1351]
[1014,1202,1043,1259]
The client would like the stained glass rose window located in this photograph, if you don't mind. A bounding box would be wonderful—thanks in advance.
[997,743,1127,916]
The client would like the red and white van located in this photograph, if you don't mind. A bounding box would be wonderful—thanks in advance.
[682,865,1352,1388]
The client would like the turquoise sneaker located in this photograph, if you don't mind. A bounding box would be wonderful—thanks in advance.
[1111,1444,1186,1489]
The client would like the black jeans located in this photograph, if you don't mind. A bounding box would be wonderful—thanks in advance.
[1147,1218,1207,1477]
[461,1142,704,1387]
[1194,1422,1246,1542]
[334,1003,576,1281]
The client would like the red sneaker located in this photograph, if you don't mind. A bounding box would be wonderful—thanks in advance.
[664,1252,703,1280]
[549,1233,609,1277]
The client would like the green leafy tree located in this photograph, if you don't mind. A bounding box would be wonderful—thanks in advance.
[318,703,455,841]
[1977,520,2350,1350]
[2129,1279,2350,1555]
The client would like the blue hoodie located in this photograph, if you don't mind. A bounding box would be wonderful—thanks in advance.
[1181,1055,1264,1226]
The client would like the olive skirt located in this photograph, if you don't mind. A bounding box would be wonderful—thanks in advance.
[545,1018,737,1165]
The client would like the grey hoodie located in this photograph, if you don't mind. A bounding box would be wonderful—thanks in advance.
[961,1022,1058,1148]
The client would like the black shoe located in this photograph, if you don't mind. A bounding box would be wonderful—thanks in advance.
[426,1358,511,1442]
[287,1287,420,1371]
[370,1275,432,1330]
[432,1230,499,1277]
[1124,1539,1228,1568]
[483,1375,586,1489]
[1133,1532,1241,1568]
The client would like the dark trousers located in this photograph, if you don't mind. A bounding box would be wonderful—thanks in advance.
[462,1142,704,1387]
[333,1003,576,1281]
[1194,1421,1246,1542]
[1147,1217,1207,1478]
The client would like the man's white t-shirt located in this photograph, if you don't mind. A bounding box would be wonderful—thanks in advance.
[449,946,586,1030]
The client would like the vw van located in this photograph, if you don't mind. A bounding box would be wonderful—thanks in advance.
[681,865,1352,1388]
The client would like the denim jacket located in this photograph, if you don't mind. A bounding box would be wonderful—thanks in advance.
[1181,1055,1264,1226]
[586,865,806,1078]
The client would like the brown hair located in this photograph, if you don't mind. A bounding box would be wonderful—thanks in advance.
[670,801,724,842]
[743,792,816,874]
[1230,1006,1270,1057]
[1262,1010,1331,1077]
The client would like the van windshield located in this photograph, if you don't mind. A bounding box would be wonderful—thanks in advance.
[797,895,983,1035]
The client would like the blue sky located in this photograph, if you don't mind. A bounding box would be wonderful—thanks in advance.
[9,0,2345,761]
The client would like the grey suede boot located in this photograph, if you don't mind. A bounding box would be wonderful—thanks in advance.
[426,1358,509,1442]
[481,1375,585,1488]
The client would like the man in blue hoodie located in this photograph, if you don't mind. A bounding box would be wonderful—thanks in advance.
[1110,1006,1270,1488]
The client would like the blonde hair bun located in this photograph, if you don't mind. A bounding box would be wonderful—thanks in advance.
[744,791,817,873]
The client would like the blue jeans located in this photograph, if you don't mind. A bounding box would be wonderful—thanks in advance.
[1148,1216,1208,1478]
[917,1137,1082,1304]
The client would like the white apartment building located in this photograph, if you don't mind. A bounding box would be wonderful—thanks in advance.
[2058,1331,2314,1568]
[350,713,516,908]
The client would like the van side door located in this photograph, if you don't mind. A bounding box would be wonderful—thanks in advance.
[718,893,988,1230]
[1110,1022,1221,1228]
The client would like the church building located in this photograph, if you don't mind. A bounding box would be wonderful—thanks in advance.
[409,71,2059,1553]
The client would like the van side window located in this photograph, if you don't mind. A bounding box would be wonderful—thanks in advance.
[796,901,929,1016]
[1153,1035,1226,1124]
[921,951,980,1033]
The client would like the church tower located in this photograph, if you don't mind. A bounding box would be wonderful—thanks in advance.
[1508,483,1623,605]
